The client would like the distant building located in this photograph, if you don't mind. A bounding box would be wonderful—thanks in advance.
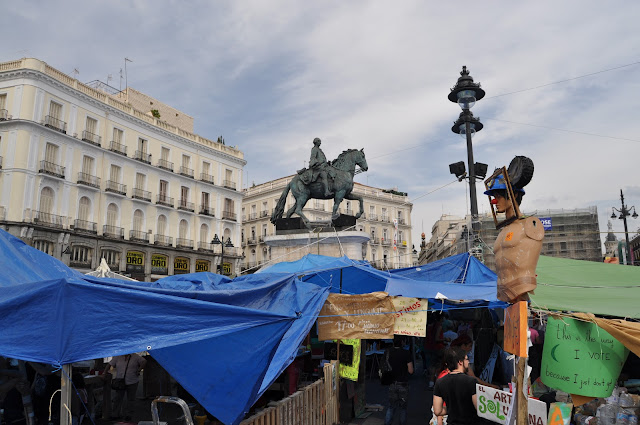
[420,207,603,269]
[0,58,245,280]
[241,177,413,271]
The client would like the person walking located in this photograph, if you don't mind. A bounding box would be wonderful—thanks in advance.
[432,347,480,425]
[384,336,414,425]
[105,353,146,420]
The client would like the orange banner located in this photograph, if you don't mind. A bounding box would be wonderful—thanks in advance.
[317,292,395,340]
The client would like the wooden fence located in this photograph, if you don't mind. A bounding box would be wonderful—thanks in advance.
[240,361,339,425]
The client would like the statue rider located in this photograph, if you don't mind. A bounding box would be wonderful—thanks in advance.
[309,137,331,196]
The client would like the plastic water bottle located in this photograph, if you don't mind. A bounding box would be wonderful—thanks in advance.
[599,404,620,425]
[575,414,599,425]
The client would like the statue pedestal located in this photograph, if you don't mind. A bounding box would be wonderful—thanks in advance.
[265,216,369,263]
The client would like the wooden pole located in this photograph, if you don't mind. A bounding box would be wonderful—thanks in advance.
[336,339,340,421]
[516,357,527,425]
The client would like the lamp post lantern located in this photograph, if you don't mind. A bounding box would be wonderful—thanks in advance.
[212,234,234,275]
[448,66,486,233]
[611,189,638,265]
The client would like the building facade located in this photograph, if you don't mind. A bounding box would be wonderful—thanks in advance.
[420,207,603,270]
[241,177,414,271]
[0,58,245,280]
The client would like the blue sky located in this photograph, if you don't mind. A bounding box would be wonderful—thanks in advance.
[4,1,640,251]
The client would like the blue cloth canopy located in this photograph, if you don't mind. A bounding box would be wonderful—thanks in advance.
[0,230,328,425]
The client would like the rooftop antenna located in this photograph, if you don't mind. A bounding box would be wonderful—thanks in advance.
[72,68,79,79]
[107,74,112,87]
[119,68,123,92]
[124,57,133,101]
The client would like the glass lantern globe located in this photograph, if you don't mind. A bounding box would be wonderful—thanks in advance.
[459,122,476,138]
[457,89,477,110]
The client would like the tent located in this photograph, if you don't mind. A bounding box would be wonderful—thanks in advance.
[85,258,138,281]
[256,253,369,274]
[531,255,640,319]
[0,230,328,425]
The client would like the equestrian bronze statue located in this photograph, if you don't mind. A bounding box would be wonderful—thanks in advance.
[270,138,368,227]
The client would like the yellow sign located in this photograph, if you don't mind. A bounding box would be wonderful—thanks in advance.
[221,262,232,276]
[195,259,210,272]
[174,257,190,274]
[338,339,361,382]
[151,254,168,274]
[317,292,395,340]
[126,251,145,273]
[391,297,427,337]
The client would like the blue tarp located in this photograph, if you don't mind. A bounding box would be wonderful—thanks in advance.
[257,254,369,274]
[0,230,328,425]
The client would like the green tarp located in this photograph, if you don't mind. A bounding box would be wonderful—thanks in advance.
[530,255,640,319]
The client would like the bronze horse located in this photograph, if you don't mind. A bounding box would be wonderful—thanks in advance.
[270,149,368,227]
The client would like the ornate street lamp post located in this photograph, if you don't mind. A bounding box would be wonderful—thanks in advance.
[611,190,638,265]
[448,66,487,232]
[211,234,234,275]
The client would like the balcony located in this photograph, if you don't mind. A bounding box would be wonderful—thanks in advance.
[132,188,152,202]
[81,130,101,147]
[247,238,257,245]
[109,141,127,156]
[157,159,174,172]
[0,109,8,120]
[397,218,406,225]
[222,210,237,221]
[103,225,125,239]
[105,180,127,196]
[370,237,380,244]
[44,115,67,133]
[198,241,213,252]
[380,215,390,223]
[179,166,194,178]
[222,179,236,190]
[129,230,150,243]
[178,200,195,212]
[248,213,258,221]
[258,235,266,243]
[39,160,65,178]
[368,213,378,221]
[199,205,214,216]
[73,219,97,234]
[154,235,173,247]
[200,173,215,185]
[133,150,152,164]
[312,203,325,211]
[260,210,269,218]
[156,194,174,208]
[381,239,391,246]
[33,210,65,228]
[77,172,100,188]
[176,238,194,249]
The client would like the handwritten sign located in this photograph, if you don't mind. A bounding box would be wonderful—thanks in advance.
[504,301,528,358]
[338,339,361,381]
[541,316,628,397]
[476,384,547,425]
[547,402,572,425]
[317,292,394,340]
[391,297,427,337]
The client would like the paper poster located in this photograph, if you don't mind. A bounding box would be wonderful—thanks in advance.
[541,316,628,397]
[479,344,500,383]
[476,384,547,425]
[547,402,573,425]
[504,301,528,358]
[391,297,427,337]
[338,339,361,381]
[317,292,395,340]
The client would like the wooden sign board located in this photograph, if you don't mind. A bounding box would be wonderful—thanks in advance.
[504,301,528,358]
[477,384,547,425]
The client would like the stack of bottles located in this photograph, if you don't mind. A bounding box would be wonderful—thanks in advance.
[575,387,640,425]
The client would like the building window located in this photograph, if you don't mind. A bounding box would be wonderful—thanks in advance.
[110,165,121,183]
[133,209,144,232]
[182,154,190,168]
[39,187,54,214]
[112,127,124,144]
[45,143,59,164]
[157,215,167,236]
[138,137,147,153]
[71,246,92,264]
[82,156,94,175]
[85,116,97,135]
[49,101,62,120]
[106,203,118,227]
[101,249,120,269]
[78,197,91,222]
[200,223,208,243]
[135,173,146,190]
[0,93,7,111]
[33,240,54,255]
[201,192,210,208]
[161,147,170,161]
[179,219,188,240]
[202,161,210,175]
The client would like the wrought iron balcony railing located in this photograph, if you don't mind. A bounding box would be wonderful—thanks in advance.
[44,115,67,133]
[157,159,174,172]
[179,166,194,178]
[73,219,97,234]
[34,210,65,228]
[132,188,152,202]
[105,180,127,195]
[178,200,195,212]
[222,210,237,221]
[156,194,173,208]
[103,225,125,239]
[77,172,100,188]
[199,205,214,216]
[223,180,236,190]
[81,130,101,146]
[198,242,213,251]
[0,109,8,120]
[134,150,151,164]
[154,235,173,246]
[176,238,194,249]
[39,160,65,178]
[200,173,214,184]
[129,230,150,242]
[109,141,127,156]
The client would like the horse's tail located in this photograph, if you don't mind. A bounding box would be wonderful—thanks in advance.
[270,182,291,224]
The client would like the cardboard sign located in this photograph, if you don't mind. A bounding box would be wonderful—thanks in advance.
[317,292,395,340]
[547,402,573,425]
[541,316,628,397]
[476,384,547,425]
[338,339,361,381]
[504,301,528,358]
[479,344,500,383]
[391,297,427,337]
